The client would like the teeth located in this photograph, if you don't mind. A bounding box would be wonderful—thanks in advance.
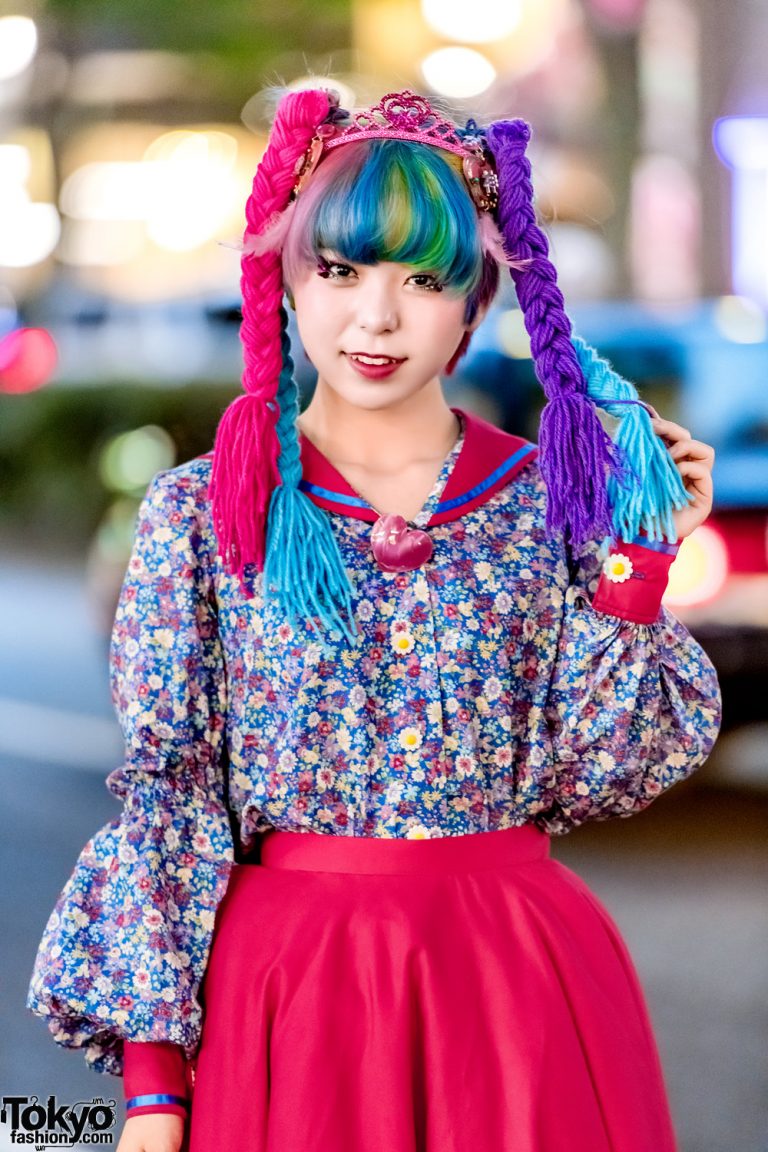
[351,355,397,365]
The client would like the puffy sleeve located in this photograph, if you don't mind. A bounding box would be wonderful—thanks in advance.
[537,532,722,834]
[27,466,234,1075]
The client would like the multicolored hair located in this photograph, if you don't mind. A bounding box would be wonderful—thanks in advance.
[210,87,690,639]
[278,138,501,327]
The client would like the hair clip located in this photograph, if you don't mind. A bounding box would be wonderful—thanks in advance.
[462,141,499,213]
[291,135,325,200]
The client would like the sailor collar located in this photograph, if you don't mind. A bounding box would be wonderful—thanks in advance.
[297,407,538,526]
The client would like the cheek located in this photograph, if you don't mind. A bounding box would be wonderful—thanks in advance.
[426,302,468,348]
[294,289,337,350]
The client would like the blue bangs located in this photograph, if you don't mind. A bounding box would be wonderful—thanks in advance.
[285,139,484,297]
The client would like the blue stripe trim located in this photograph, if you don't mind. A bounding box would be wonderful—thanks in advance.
[298,442,537,516]
[126,1094,189,1111]
[625,535,680,556]
[298,480,371,510]
[435,445,537,513]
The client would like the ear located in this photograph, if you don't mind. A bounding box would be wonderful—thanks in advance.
[445,298,491,375]
[466,298,490,334]
[444,331,472,376]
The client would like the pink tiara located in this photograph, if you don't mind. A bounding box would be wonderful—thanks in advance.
[324,90,467,156]
[292,89,499,213]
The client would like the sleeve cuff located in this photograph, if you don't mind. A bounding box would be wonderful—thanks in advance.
[123,1040,190,1117]
[125,1097,189,1120]
[591,534,680,625]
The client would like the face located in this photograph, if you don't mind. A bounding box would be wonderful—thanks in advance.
[290,252,483,413]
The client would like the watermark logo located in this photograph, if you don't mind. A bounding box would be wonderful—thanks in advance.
[1,1095,116,1147]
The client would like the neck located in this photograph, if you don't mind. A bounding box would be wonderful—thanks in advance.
[297,377,459,471]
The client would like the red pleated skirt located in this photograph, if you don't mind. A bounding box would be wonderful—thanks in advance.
[188,825,677,1152]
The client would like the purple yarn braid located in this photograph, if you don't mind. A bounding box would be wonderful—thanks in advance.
[485,119,620,549]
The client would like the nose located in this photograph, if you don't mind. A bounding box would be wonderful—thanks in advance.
[355,277,399,334]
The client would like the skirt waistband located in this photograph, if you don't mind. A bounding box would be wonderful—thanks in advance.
[257,824,549,875]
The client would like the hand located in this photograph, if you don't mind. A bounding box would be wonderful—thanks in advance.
[116,1113,186,1152]
[651,416,715,541]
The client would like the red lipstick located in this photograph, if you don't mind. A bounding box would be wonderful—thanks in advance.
[345,353,406,380]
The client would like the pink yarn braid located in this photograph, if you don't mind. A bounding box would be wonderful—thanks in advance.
[209,88,331,580]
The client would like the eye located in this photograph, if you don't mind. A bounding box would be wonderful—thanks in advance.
[408,273,443,292]
[317,255,356,280]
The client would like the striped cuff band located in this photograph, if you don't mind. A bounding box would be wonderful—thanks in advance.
[626,533,680,556]
[125,1093,189,1111]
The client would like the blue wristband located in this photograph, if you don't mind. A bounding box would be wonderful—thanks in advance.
[125,1093,189,1112]
[626,533,680,555]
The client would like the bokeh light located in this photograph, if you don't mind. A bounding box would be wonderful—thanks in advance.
[714,295,768,345]
[714,117,768,310]
[664,525,730,609]
[420,47,496,98]
[496,311,531,359]
[60,161,151,221]
[0,327,57,393]
[0,15,38,81]
[60,130,239,242]
[99,425,176,494]
[144,130,239,252]
[421,0,522,44]
[92,497,152,564]
[0,143,60,267]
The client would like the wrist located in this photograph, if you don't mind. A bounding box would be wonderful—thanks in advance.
[125,1097,189,1120]
[591,533,680,624]
[123,1040,190,1120]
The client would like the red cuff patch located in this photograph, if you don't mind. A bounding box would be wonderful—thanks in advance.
[123,1039,190,1102]
[591,537,679,625]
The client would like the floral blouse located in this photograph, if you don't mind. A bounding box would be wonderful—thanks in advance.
[27,407,721,1078]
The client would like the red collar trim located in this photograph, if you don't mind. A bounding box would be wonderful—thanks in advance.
[297,408,538,525]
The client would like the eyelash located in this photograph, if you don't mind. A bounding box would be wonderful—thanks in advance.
[409,273,443,292]
[316,257,443,292]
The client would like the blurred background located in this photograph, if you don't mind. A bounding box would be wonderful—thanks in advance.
[1,1,767,1149]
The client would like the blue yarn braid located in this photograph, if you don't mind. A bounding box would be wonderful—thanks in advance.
[571,334,692,543]
[263,305,359,642]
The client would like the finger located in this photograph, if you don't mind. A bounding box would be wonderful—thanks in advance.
[676,460,713,496]
[650,416,691,442]
[668,438,716,464]
[677,460,711,479]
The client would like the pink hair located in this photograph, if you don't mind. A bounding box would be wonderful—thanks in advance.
[209,88,331,580]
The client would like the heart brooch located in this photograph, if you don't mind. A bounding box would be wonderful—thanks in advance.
[370,514,434,572]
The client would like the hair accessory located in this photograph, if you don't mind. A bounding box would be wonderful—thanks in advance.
[291,89,499,213]
[462,148,500,213]
[292,134,326,197]
[324,90,468,154]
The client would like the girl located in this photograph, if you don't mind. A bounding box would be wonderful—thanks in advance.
[28,88,721,1152]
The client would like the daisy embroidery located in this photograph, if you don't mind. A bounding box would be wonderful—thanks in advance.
[603,552,634,583]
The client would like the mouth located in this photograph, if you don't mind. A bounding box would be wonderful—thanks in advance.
[346,353,406,366]
[344,352,407,381]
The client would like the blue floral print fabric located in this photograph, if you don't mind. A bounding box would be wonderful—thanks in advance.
[28,416,721,1076]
